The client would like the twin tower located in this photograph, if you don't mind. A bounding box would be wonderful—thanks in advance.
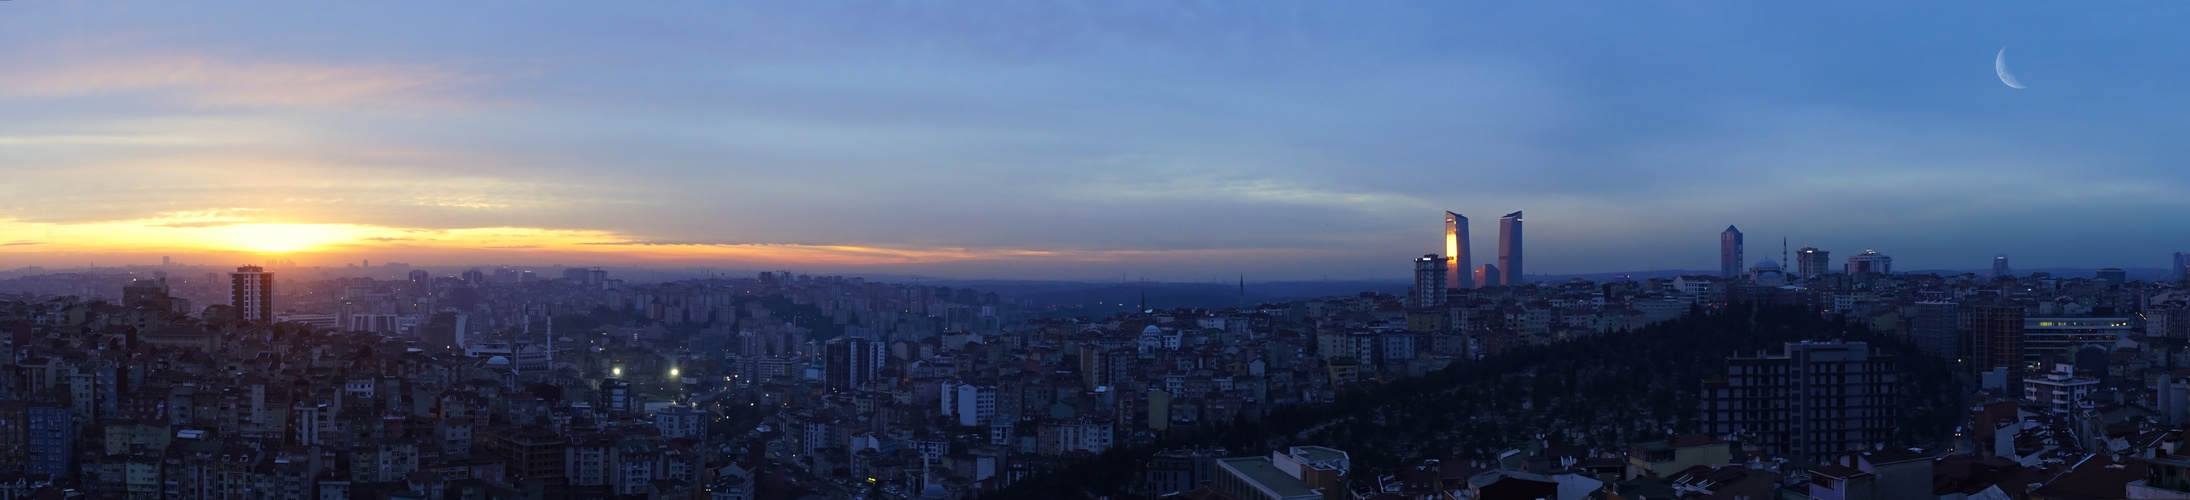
[1444,211,1524,289]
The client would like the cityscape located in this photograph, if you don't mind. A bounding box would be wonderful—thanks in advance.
[6,3,2190,500]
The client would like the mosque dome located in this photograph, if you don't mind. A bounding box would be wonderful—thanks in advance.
[1143,325,1162,334]
[1754,258,1781,270]
[486,356,511,366]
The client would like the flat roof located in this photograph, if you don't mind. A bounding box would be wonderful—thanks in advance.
[1221,457,1317,499]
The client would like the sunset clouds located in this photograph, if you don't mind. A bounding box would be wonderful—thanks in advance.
[4,2,2189,278]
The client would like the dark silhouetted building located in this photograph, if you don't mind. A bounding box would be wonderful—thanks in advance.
[1845,250,1891,276]
[1721,226,1744,279]
[2097,268,2126,286]
[1497,211,1523,285]
[1700,341,1896,465]
[1475,264,1501,290]
[1412,254,1447,309]
[1963,303,2025,372]
[1795,246,1830,279]
[1992,254,2012,278]
[422,311,467,350]
[1909,301,1959,360]
[825,338,884,393]
[229,265,274,324]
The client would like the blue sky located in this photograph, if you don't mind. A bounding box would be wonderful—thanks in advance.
[2,2,2186,279]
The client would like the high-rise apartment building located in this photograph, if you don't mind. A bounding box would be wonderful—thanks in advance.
[825,338,885,393]
[1720,226,1744,279]
[1909,301,1960,360]
[1445,212,1472,289]
[1795,246,1829,278]
[1992,254,2012,278]
[1412,255,1447,309]
[230,266,274,324]
[1845,250,1892,276]
[1699,341,1896,465]
[422,311,468,350]
[1963,303,2026,372]
[1497,211,1523,285]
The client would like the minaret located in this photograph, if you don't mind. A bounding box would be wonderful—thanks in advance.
[546,315,555,364]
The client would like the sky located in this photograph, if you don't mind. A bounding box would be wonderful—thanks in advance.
[3,2,2188,280]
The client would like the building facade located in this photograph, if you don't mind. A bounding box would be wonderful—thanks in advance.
[1497,211,1523,286]
[1446,212,1472,289]
[1721,226,1744,279]
[230,265,274,324]
[1700,341,1897,465]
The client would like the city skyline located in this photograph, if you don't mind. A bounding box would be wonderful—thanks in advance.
[8,3,2190,279]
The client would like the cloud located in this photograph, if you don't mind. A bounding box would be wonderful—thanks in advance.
[0,53,488,109]
[0,241,43,247]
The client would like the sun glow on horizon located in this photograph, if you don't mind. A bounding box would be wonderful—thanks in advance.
[213,223,370,253]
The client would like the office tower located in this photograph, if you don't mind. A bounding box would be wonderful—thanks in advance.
[2175,252,2190,282]
[2097,268,2126,286]
[1720,226,1744,278]
[1909,301,1960,360]
[2021,317,2127,365]
[1497,211,1523,285]
[1795,246,1830,278]
[1991,254,2012,278]
[461,268,485,285]
[1844,250,1892,275]
[229,266,274,324]
[1412,255,1447,309]
[1699,341,1896,465]
[1963,303,2025,371]
[161,256,170,267]
[1445,212,1472,289]
[1475,264,1501,290]
[824,338,885,393]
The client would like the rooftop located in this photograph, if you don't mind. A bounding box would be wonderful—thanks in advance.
[1220,457,1317,499]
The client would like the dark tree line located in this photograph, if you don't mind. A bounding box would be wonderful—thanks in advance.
[983,304,1962,499]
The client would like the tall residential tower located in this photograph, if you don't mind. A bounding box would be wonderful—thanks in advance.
[1497,211,1523,285]
[1445,212,1472,289]
[230,265,274,324]
[1412,255,1447,309]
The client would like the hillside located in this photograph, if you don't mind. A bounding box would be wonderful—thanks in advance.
[987,304,1962,498]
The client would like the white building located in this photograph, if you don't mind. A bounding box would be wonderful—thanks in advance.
[940,380,997,427]
[2023,363,2099,415]
[655,404,706,440]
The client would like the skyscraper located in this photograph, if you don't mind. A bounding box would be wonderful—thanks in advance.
[1992,254,2012,278]
[1497,211,1523,285]
[230,265,274,324]
[1795,246,1829,278]
[1474,264,1501,290]
[1412,255,1447,309]
[1445,212,1472,289]
[1719,226,1744,279]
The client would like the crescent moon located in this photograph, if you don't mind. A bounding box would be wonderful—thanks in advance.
[1996,47,2026,89]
